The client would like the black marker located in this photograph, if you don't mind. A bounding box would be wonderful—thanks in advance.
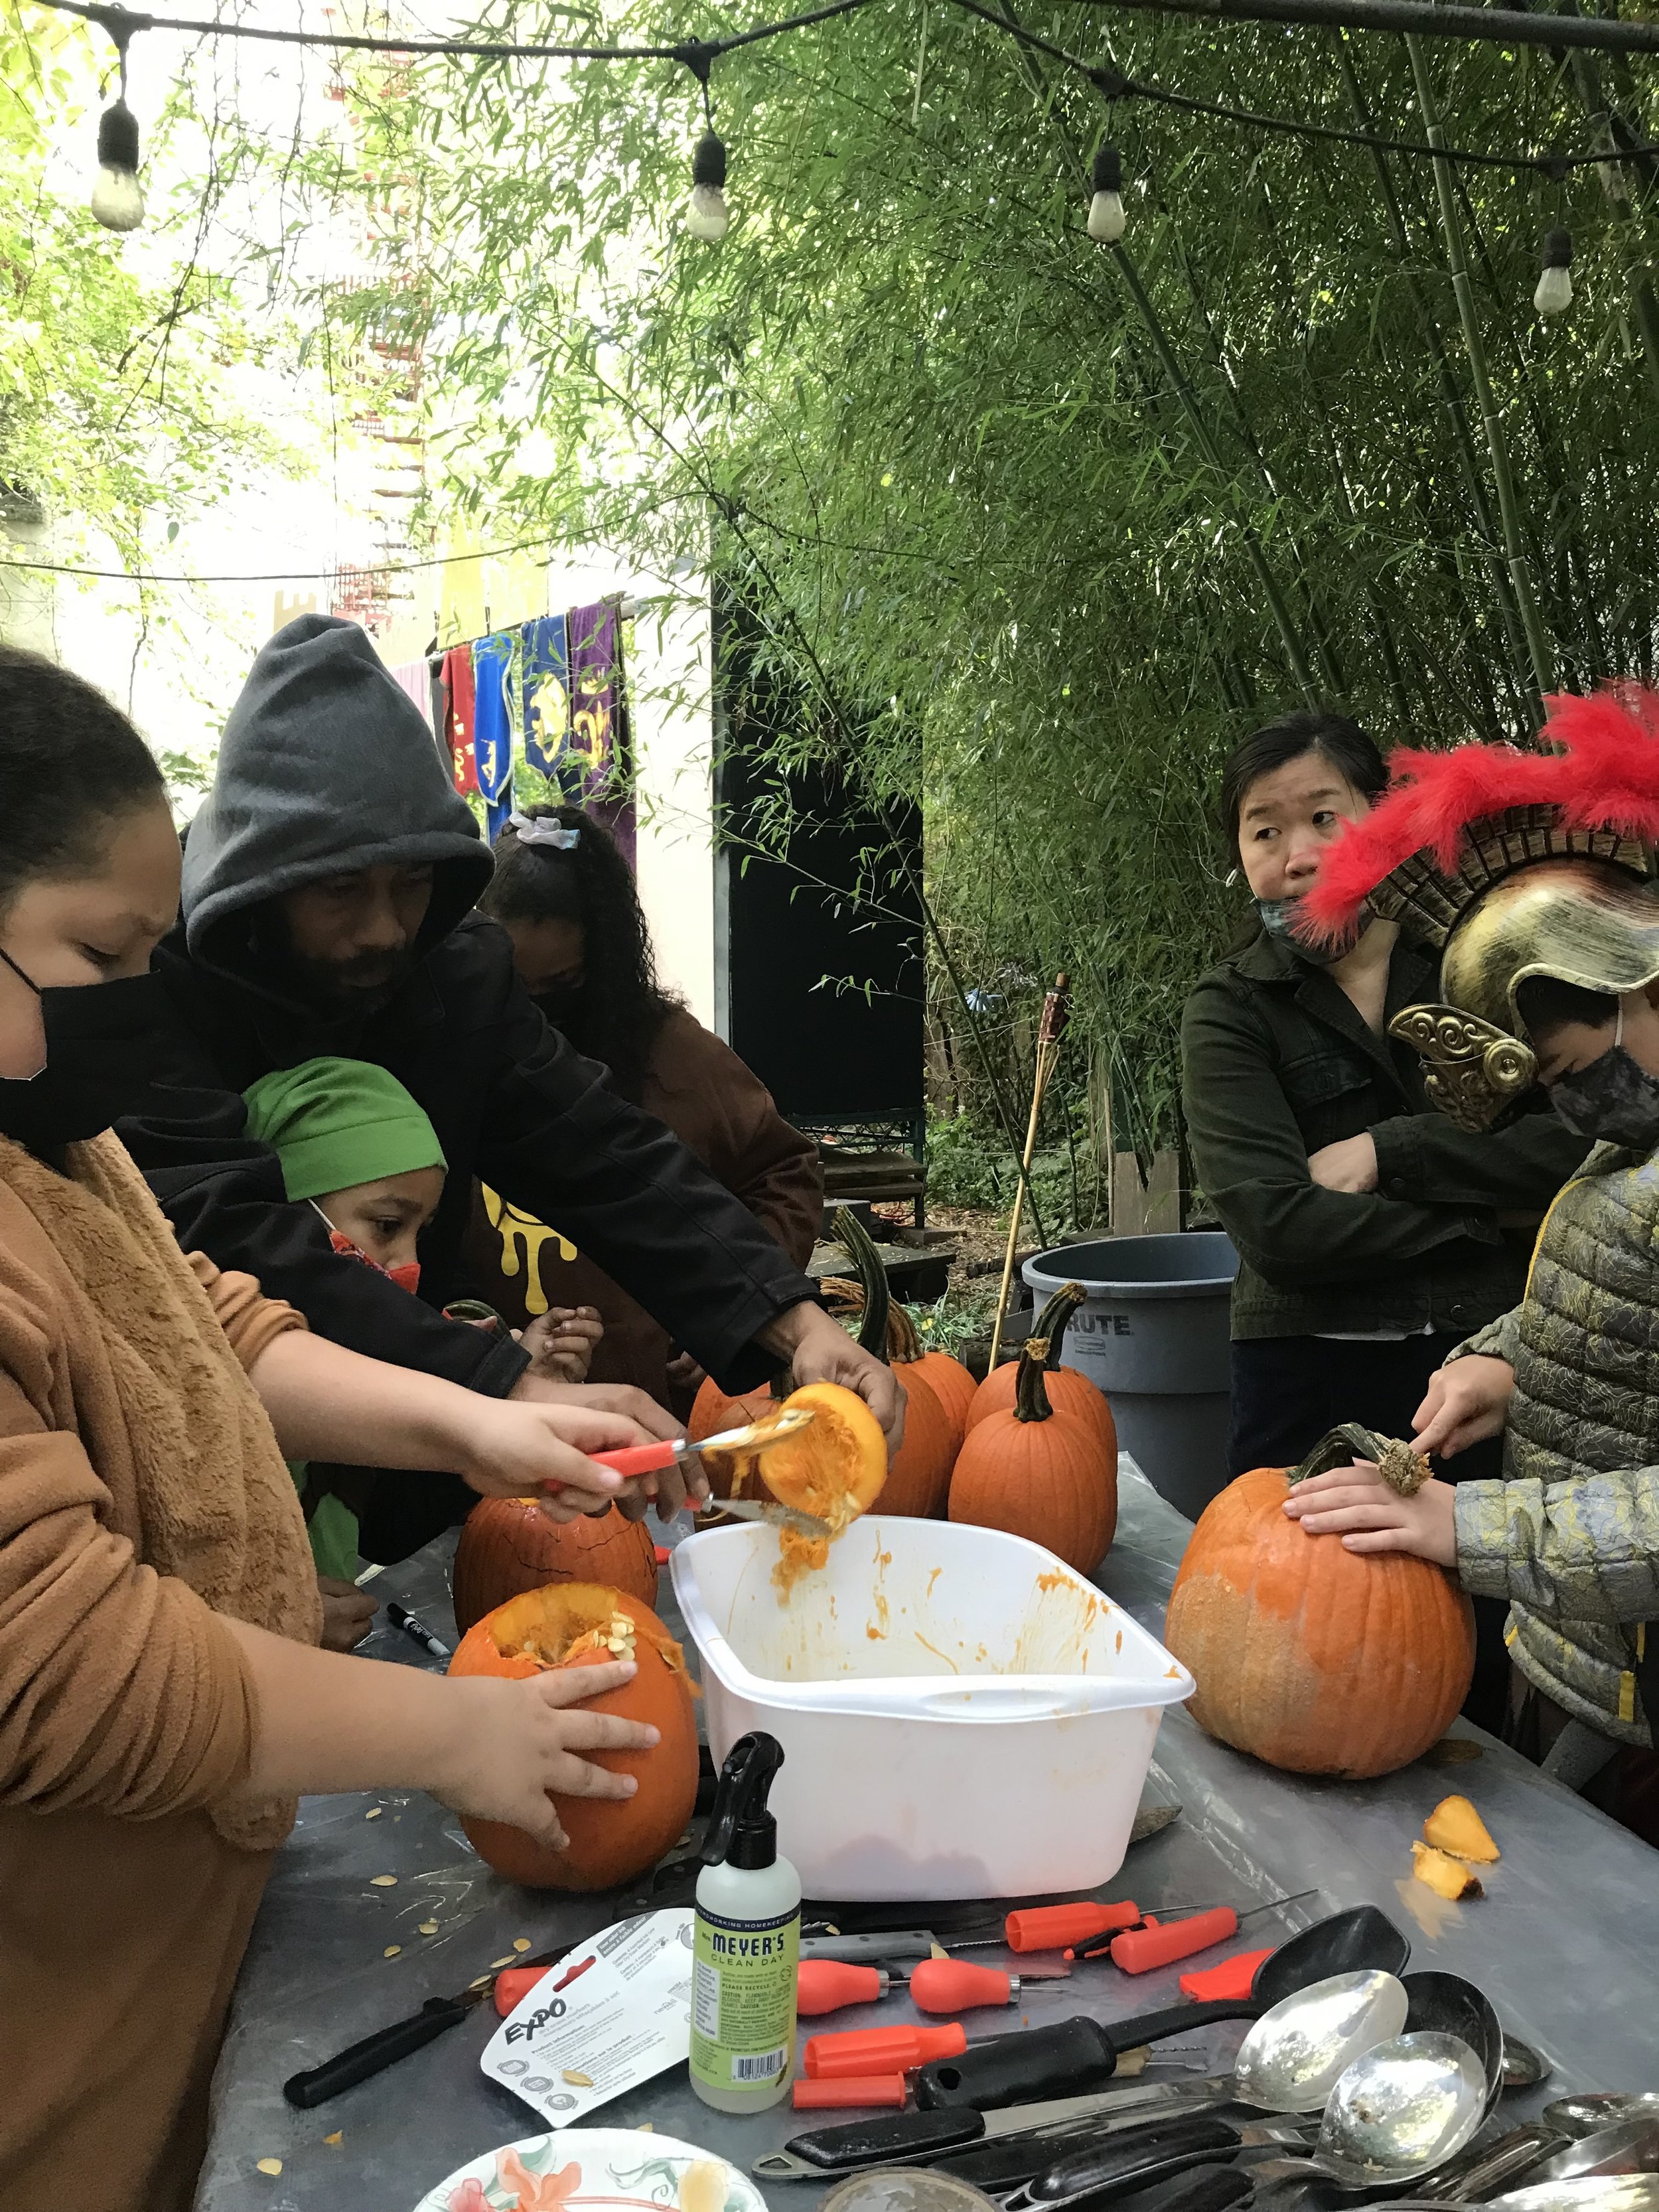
[386,1601,451,1660]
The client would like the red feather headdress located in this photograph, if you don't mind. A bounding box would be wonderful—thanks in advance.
[1301,686,1659,941]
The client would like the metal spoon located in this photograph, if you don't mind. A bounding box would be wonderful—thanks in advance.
[1488,2179,1659,2212]
[1316,2033,1489,2188]
[1402,1972,1504,2124]
[1528,2124,1659,2185]
[1505,2037,1553,2092]
[1548,2101,1659,2144]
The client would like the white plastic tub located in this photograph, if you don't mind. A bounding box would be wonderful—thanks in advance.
[670,1515,1193,1901]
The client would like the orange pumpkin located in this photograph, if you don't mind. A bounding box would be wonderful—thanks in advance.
[449,1583,698,1889]
[451,1499,658,1637]
[824,1272,976,1461]
[830,1208,956,1516]
[948,1327,1118,1572]
[910,1345,977,1451]
[1163,1443,1475,1781]
[966,1284,1114,1448]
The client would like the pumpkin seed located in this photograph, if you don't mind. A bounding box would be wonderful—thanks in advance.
[256,2158,283,2176]
[418,1921,440,1936]
[491,1956,513,1969]
[513,1937,532,1952]
[370,1875,397,1887]
[384,1945,401,1958]
[324,2132,343,2146]
[562,2068,594,2087]
[365,1806,382,1819]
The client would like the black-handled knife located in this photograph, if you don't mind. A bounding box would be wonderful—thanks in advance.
[282,1943,562,2108]
[751,2083,1225,2181]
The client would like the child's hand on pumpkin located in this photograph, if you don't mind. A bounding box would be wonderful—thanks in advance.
[1282,1460,1458,1567]
[434,1660,658,1846]
[520,1305,605,1384]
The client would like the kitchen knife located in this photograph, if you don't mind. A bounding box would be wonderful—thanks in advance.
[282,1943,565,2107]
[751,2081,1243,2181]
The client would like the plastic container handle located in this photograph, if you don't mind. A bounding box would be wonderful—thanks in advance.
[909,1960,1013,2013]
[1112,1911,1240,1976]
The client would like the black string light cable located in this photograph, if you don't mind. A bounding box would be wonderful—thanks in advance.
[0,534,564,585]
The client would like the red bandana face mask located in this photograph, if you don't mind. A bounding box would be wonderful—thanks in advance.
[316,1207,422,1295]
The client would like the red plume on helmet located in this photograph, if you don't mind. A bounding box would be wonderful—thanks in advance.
[1299,686,1659,944]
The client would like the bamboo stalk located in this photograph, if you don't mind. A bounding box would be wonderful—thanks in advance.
[989,974,1070,1373]
[1406,34,1555,721]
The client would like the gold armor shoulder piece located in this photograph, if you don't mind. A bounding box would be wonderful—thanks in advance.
[1388,1001,1538,1132]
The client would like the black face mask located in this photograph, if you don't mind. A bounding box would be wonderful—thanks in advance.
[0,945,168,1147]
[1256,895,1369,968]
[1550,1023,1659,1153]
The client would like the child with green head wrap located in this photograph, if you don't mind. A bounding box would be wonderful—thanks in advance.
[243,1057,449,1643]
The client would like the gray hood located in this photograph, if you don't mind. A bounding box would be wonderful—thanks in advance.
[182,614,492,962]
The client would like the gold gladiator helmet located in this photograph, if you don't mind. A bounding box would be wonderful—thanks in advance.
[1301,692,1659,1132]
[1388,855,1659,1131]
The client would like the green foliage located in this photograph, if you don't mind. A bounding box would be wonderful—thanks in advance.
[305,0,1657,1151]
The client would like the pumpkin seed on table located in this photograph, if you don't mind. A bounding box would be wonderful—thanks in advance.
[370,1874,397,1887]
[513,1937,532,1951]
[418,1921,440,1935]
[256,2158,283,2175]
[384,1945,402,1957]
[325,2132,343,2146]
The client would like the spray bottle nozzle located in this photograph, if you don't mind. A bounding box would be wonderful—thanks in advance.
[702,1730,785,1873]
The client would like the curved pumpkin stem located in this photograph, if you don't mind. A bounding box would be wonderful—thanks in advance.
[832,1205,893,1364]
[1027,1282,1086,1372]
[1013,1336,1056,1424]
[820,1272,925,1364]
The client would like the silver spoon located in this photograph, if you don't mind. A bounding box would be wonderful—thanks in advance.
[1548,2101,1659,2144]
[1252,2032,1488,2196]
[1488,2179,1659,2212]
[1506,2037,1553,2091]
[1529,2123,1659,2185]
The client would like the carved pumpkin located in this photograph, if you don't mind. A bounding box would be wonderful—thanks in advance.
[688,1377,777,1445]
[451,1499,658,1637]
[448,1583,698,1889]
[1163,1428,1475,1781]
[830,1208,956,1516]
[948,1325,1118,1572]
[966,1284,1114,1448]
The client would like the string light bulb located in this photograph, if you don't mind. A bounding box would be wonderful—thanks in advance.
[1088,143,1125,244]
[1534,228,1573,317]
[687,129,729,240]
[91,92,144,232]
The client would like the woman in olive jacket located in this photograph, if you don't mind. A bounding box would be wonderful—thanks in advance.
[1181,710,1586,1726]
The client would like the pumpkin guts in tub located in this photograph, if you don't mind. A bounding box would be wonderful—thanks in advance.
[701,1381,889,1597]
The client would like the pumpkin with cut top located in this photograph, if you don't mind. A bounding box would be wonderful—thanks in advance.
[1163,1425,1475,1780]
[448,1583,698,1889]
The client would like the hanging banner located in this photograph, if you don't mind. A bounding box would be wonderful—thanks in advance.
[520,613,570,779]
[472,631,516,844]
[441,644,477,795]
[566,599,623,800]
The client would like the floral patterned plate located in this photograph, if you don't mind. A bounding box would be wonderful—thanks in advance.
[413,2126,768,2212]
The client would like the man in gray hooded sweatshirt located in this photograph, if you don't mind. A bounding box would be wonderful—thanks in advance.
[120,615,897,1558]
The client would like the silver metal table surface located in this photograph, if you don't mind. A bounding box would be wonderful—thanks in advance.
[196,1465,1659,2212]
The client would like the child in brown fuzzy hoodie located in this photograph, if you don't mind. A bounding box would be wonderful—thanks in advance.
[0,648,669,2211]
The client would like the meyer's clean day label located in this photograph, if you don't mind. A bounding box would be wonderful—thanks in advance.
[689,1903,800,2089]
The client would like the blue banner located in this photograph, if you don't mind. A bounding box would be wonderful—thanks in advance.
[520,613,570,781]
[471,632,515,844]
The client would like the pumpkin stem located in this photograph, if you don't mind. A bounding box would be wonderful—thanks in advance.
[1028,1282,1086,1371]
[1013,1335,1056,1424]
[820,1270,922,1364]
[1288,1421,1429,1495]
[833,1206,893,1364]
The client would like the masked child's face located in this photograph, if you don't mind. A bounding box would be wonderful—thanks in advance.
[313,1163,445,1285]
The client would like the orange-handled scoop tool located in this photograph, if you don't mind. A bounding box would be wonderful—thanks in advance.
[798,1961,890,2016]
[805,2024,968,2079]
[1179,1947,1273,2002]
[908,1959,1068,2013]
[792,2074,909,2110]
[1005,1901,1145,1953]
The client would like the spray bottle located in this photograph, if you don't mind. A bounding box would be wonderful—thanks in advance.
[690,1731,800,2112]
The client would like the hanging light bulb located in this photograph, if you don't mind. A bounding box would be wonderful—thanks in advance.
[91,93,144,233]
[686,129,729,241]
[1535,228,1574,318]
[1087,143,1125,245]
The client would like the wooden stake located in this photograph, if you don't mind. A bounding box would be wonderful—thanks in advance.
[989,974,1070,1373]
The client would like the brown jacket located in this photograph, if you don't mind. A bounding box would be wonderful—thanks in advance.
[0,1130,319,2211]
[463,1010,822,1407]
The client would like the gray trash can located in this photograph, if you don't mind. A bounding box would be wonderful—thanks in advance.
[1023,1233,1239,1520]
